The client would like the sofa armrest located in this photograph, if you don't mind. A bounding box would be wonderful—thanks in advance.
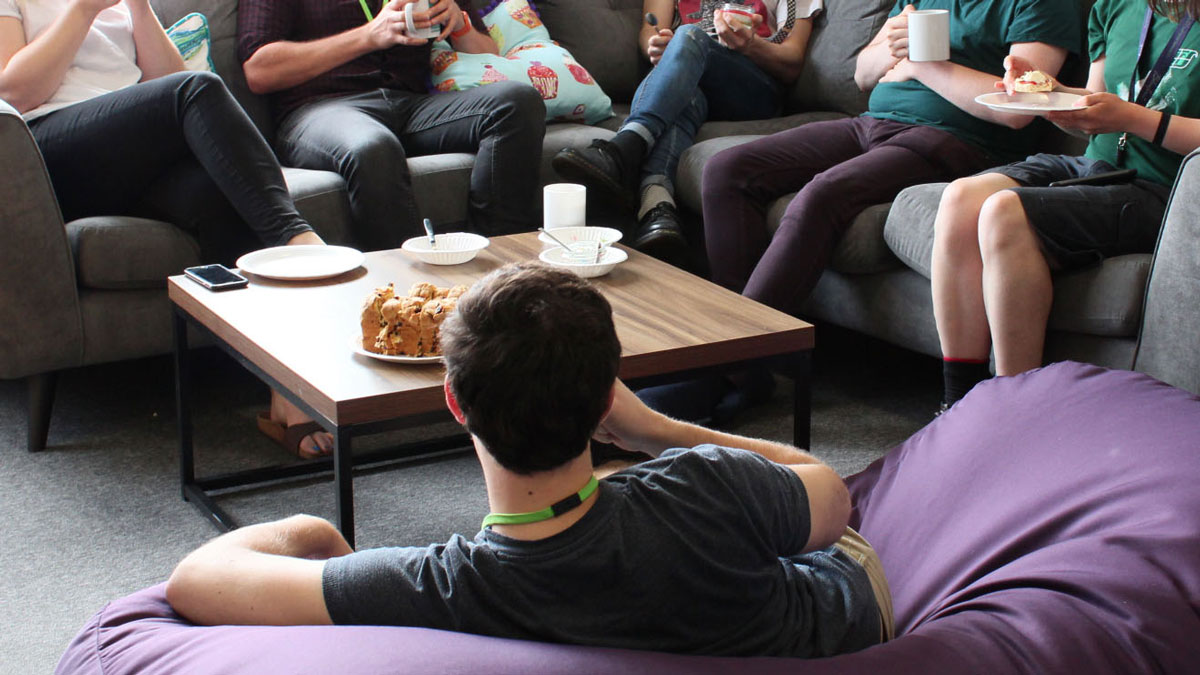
[1133,149,1200,395]
[0,99,84,379]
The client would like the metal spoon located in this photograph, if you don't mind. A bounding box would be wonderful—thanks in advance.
[423,218,437,249]
[645,12,657,26]
[538,227,576,254]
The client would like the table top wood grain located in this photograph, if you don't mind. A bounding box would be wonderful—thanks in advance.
[168,233,813,427]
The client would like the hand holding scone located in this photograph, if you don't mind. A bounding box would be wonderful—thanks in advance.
[998,55,1059,95]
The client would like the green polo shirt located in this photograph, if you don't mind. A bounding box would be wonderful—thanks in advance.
[865,0,1080,161]
[1085,0,1200,186]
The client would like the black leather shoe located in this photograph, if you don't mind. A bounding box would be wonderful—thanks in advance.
[633,202,687,264]
[552,140,636,209]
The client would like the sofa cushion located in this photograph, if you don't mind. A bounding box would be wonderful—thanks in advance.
[885,183,1152,337]
[536,0,647,104]
[281,167,354,245]
[430,0,614,124]
[165,12,215,72]
[67,217,201,290]
[786,0,892,116]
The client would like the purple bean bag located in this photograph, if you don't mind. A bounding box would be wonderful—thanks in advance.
[56,362,1200,674]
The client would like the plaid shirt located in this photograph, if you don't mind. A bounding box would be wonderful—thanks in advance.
[237,0,481,122]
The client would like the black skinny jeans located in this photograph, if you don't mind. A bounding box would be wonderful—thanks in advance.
[29,71,311,256]
[275,81,546,248]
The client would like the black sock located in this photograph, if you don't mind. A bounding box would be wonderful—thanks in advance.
[942,358,991,405]
[610,130,648,170]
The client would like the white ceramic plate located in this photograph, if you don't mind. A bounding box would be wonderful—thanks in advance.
[538,226,623,246]
[236,245,365,281]
[350,335,443,364]
[975,92,1085,114]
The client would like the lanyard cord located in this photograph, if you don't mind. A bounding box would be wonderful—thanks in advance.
[1118,8,1195,163]
[359,0,375,22]
[482,475,600,528]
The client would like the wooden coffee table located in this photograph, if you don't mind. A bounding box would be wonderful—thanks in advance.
[169,232,814,546]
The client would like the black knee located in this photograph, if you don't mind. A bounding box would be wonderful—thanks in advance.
[484,81,546,134]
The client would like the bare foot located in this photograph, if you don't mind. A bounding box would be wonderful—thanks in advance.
[270,390,334,457]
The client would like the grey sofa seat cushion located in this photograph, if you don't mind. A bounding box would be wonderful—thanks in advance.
[882,181,946,276]
[407,153,476,230]
[886,182,1151,337]
[281,167,353,245]
[693,110,848,144]
[67,217,201,290]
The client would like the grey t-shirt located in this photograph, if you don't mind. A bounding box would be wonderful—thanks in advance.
[322,445,880,657]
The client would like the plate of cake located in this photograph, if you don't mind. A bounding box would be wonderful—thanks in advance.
[354,281,468,363]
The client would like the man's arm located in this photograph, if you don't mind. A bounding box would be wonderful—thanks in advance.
[165,514,352,626]
[713,10,813,84]
[594,381,850,552]
[854,4,912,92]
[242,0,424,95]
[881,40,1068,129]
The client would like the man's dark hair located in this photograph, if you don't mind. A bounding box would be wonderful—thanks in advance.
[440,263,622,474]
[1149,0,1200,19]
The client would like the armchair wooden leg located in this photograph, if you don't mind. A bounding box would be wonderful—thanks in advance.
[27,371,57,452]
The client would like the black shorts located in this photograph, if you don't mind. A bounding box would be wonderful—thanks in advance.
[983,154,1170,271]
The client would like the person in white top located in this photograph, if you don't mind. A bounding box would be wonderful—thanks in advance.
[0,0,334,458]
[552,0,821,263]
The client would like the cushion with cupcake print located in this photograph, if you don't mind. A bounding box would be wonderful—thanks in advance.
[430,0,613,124]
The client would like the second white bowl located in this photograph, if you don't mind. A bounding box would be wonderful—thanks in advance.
[401,232,489,265]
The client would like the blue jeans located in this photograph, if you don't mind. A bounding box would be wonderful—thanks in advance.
[623,23,781,194]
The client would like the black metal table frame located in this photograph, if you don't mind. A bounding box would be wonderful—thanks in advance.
[173,307,812,548]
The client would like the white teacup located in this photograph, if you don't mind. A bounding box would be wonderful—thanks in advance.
[404,0,441,40]
[907,9,950,62]
[543,183,586,230]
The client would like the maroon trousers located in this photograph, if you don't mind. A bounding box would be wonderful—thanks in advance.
[702,116,994,314]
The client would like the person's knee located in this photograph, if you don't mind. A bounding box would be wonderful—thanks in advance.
[175,69,227,98]
[485,81,546,130]
[935,178,989,246]
[977,190,1035,259]
[702,144,756,194]
[336,131,408,179]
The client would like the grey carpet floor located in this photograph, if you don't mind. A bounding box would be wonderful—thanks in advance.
[0,326,942,674]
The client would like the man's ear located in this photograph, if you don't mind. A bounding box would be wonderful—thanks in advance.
[602,382,616,418]
[444,378,466,425]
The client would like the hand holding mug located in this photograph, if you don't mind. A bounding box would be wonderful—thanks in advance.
[646,28,674,65]
[403,0,443,41]
[714,9,762,51]
[883,4,916,60]
[365,1,426,49]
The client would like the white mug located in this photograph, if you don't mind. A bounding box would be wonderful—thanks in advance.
[543,183,586,229]
[404,0,441,40]
[907,9,950,62]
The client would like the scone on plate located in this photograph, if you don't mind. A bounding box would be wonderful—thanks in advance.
[1014,70,1054,93]
[359,281,467,357]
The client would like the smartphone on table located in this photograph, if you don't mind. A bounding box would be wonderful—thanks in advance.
[184,264,249,291]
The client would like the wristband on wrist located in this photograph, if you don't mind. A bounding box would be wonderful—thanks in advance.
[450,10,473,39]
[1153,111,1172,146]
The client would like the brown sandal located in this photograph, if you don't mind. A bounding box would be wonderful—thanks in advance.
[256,412,330,460]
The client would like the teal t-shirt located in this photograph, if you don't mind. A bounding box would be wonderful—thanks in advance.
[866,0,1080,161]
[1085,0,1200,186]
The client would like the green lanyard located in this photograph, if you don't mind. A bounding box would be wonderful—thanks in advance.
[482,476,600,528]
[359,0,375,21]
